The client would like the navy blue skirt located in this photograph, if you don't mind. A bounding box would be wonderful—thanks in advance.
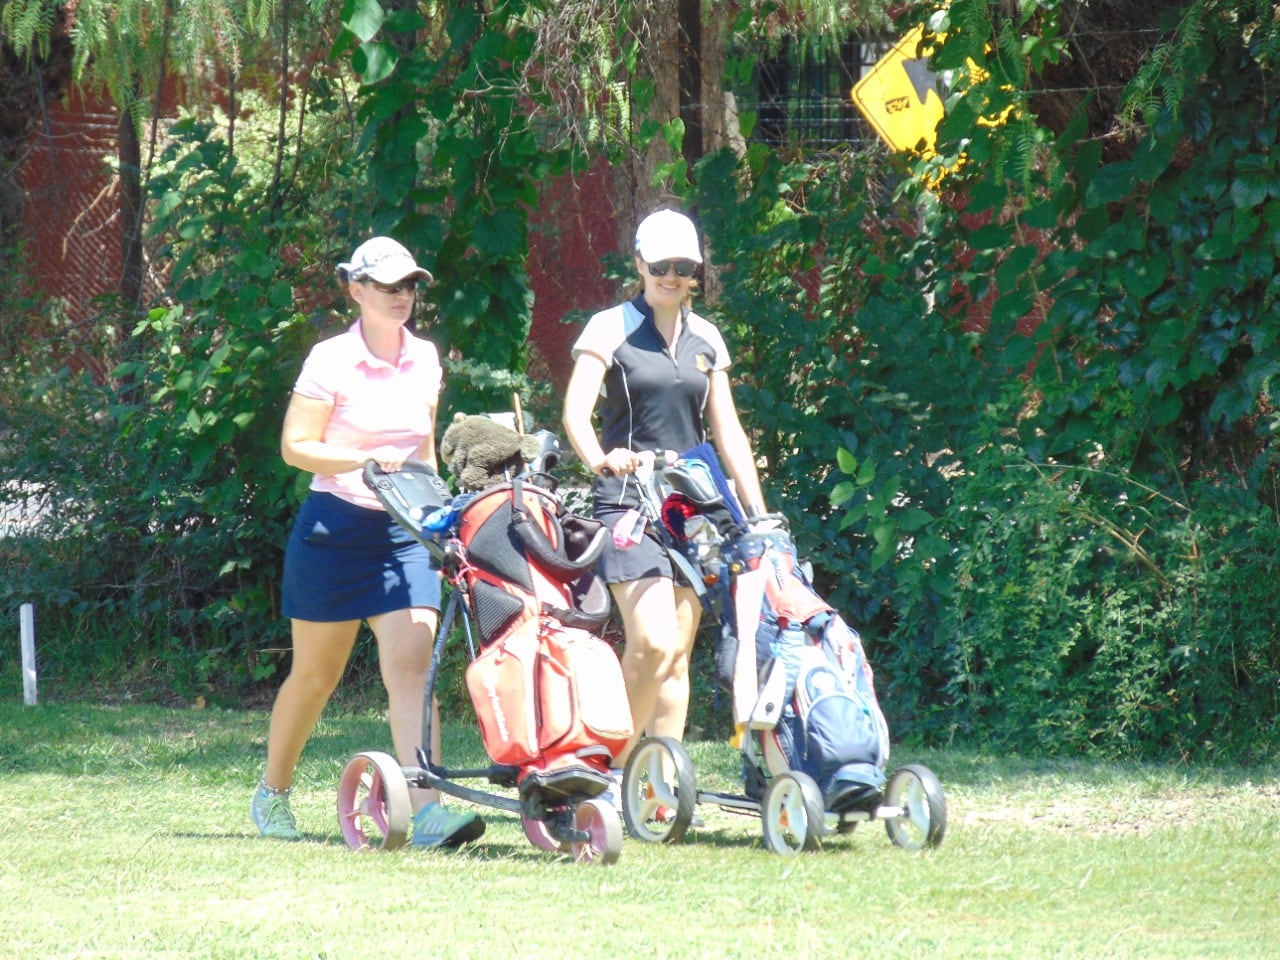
[282,492,442,622]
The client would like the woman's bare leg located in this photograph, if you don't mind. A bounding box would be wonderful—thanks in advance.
[263,618,360,791]
[368,606,440,811]
[649,584,703,741]
[610,577,701,764]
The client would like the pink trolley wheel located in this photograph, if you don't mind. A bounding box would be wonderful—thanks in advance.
[569,797,623,865]
[336,751,412,851]
[521,815,569,853]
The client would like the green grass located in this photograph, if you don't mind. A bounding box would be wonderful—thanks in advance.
[1,699,1277,959]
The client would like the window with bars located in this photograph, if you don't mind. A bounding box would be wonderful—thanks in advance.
[736,36,887,151]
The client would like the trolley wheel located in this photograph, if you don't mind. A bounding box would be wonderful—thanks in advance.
[622,736,697,844]
[521,815,568,854]
[884,763,948,851]
[336,751,412,851]
[761,771,825,855]
[570,797,623,865]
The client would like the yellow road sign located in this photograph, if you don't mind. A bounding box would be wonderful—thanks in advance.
[851,26,943,155]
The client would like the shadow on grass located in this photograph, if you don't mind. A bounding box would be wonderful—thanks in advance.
[0,701,477,777]
[3,700,1268,819]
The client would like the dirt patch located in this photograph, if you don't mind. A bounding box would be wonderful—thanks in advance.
[957,782,1280,837]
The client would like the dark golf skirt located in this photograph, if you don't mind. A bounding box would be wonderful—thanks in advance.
[282,492,442,622]
[592,503,675,584]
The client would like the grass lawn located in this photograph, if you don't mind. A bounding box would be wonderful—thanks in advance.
[0,699,1277,959]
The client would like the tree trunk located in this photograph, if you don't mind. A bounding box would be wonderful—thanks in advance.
[628,0,682,223]
[118,84,145,311]
[678,0,702,167]
[698,3,741,158]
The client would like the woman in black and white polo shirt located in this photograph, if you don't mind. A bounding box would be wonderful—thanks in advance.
[562,208,768,784]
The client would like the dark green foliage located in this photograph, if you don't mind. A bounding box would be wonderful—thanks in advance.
[0,360,170,689]
[1035,75,1280,486]
[0,115,342,699]
[916,3,1280,764]
[684,0,1280,763]
[336,0,574,416]
[909,453,1280,763]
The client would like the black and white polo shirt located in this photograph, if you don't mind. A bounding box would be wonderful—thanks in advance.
[572,293,732,507]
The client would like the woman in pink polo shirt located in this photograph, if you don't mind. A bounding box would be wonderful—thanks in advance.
[250,236,483,849]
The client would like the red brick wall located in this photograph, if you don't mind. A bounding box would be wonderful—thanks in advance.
[19,88,122,322]
[526,156,624,389]
[16,98,623,393]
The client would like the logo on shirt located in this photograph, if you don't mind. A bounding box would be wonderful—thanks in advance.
[695,352,712,373]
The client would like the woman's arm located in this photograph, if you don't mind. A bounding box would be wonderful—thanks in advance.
[414,391,440,471]
[705,369,767,517]
[280,393,410,475]
[562,352,640,476]
[562,353,608,473]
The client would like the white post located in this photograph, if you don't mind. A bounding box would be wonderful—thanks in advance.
[20,603,37,705]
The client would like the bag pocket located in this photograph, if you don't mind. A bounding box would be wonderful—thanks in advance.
[465,624,540,766]
[542,624,633,752]
[793,648,883,776]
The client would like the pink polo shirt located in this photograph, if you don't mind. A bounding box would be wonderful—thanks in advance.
[292,319,442,509]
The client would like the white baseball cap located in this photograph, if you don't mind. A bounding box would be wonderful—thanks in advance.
[337,236,433,284]
[634,209,703,264]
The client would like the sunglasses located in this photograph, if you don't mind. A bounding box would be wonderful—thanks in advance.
[367,280,420,296]
[646,260,697,278]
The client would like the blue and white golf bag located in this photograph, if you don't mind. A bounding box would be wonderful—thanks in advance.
[655,443,890,813]
[715,527,890,813]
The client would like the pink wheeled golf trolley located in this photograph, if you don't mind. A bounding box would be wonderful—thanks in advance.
[336,443,631,864]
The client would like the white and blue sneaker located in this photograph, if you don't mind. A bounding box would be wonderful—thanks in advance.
[250,780,301,841]
[598,769,625,814]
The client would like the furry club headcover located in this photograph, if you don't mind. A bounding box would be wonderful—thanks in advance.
[440,413,546,492]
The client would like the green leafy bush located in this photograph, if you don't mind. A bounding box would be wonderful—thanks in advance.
[684,2,1280,763]
[0,102,371,699]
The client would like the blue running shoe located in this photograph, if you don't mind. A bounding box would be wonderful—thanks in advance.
[410,802,485,849]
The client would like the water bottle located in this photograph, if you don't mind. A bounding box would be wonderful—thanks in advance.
[423,506,455,532]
